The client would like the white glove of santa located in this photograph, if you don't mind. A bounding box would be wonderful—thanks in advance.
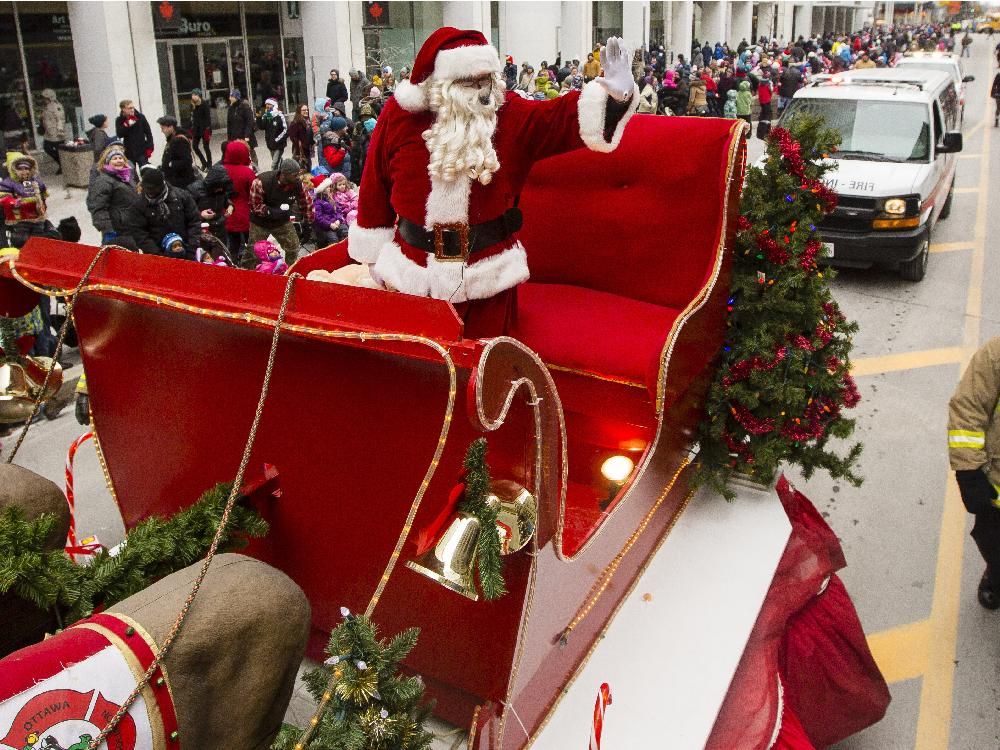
[595,37,634,102]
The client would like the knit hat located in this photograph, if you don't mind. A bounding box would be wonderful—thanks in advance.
[265,97,279,109]
[161,233,183,252]
[329,116,348,131]
[140,167,165,191]
[100,143,127,163]
[88,114,107,128]
[394,26,502,113]
[191,88,203,98]
[279,158,301,176]
[229,89,242,100]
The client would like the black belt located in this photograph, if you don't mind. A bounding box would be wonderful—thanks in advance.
[397,208,523,262]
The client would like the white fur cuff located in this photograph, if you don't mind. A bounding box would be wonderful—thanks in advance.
[578,80,640,153]
[347,224,395,264]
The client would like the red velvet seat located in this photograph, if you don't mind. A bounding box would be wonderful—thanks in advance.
[514,282,680,391]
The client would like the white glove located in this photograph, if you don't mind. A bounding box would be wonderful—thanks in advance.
[595,37,634,102]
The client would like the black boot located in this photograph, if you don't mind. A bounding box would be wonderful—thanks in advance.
[978,570,1000,609]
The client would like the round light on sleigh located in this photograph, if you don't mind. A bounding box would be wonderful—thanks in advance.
[601,455,635,483]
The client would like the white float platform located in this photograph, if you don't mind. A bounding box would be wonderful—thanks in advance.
[529,481,792,749]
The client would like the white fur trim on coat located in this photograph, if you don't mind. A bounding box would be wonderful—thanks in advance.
[425,175,472,227]
[434,44,502,83]
[393,78,427,113]
[373,240,529,304]
[347,224,396,264]
[577,80,640,153]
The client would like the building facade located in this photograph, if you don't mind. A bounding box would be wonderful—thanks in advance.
[1,0,882,157]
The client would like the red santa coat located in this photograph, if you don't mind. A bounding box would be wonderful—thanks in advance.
[348,80,639,303]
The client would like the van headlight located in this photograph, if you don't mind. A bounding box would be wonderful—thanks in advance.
[883,198,907,215]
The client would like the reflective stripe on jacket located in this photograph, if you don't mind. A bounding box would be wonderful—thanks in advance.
[948,336,1000,485]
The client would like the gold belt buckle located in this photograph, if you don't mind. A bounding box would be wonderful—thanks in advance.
[433,222,470,262]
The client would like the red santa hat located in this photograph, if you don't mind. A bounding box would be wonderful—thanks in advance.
[310,174,332,193]
[394,26,502,113]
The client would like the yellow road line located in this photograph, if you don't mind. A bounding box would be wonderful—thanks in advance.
[851,347,963,377]
[914,58,993,750]
[953,187,980,194]
[930,241,975,253]
[957,153,982,159]
[914,479,970,748]
[965,119,985,139]
[867,619,931,684]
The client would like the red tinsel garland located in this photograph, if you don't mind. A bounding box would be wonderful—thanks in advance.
[723,345,788,388]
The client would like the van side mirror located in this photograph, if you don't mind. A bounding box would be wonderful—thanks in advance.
[938,131,963,154]
[962,75,975,82]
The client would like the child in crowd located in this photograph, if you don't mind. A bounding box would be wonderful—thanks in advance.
[310,174,347,247]
[252,239,287,275]
[161,233,187,259]
[330,173,358,227]
[723,89,738,118]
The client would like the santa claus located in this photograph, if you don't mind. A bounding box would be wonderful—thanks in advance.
[347,27,639,336]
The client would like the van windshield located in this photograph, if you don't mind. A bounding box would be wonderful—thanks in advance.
[782,99,931,162]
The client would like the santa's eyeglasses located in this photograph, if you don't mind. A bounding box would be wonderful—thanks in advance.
[454,75,494,89]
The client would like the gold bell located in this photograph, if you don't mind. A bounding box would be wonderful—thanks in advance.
[406,511,482,601]
[406,481,538,601]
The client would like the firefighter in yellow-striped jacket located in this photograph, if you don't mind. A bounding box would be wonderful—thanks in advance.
[949,336,1000,609]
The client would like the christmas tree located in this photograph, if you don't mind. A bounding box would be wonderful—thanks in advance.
[273,610,433,750]
[694,115,863,499]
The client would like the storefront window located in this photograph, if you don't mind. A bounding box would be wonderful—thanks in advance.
[363,1,442,80]
[0,2,30,152]
[244,2,284,110]
[283,36,307,111]
[17,1,82,142]
[593,1,623,46]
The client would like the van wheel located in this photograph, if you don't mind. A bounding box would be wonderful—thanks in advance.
[940,186,954,220]
[900,236,929,282]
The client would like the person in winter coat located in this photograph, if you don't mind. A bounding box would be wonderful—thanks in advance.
[325,69,349,111]
[503,55,518,90]
[87,114,111,158]
[638,77,658,114]
[735,79,752,126]
[123,167,200,258]
[222,140,255,261]
[723,89,738,118]
[157,116,196,189]
[778,65,802,112]
[349,103,376,183]
[189,89,213,170]
[310,174,347,246]
[756,71,774,123]
[187,164,235,248]
[533,74,558,100]
[330,172,358,226]
[39,89,66,174]
[247,158,314,266]
[991,72,1000,128]
[261,98,288,171]
[288,103,314,169]
[0,152,61,247]
[948,336,1000,609]
[349,69,371,115]
[115,99,154,167]
[86,142,139,248]
[687,74,708,115]
[318,118,350,174]
[225,89,258,166]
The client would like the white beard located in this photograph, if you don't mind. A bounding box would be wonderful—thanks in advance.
[423,74,504,186]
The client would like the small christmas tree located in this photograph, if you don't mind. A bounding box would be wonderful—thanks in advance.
[695,115,863,498]
[273,610,433,750]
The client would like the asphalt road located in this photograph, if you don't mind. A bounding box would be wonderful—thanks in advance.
[4,41,1000,748]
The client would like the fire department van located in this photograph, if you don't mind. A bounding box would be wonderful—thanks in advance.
[777,68,962,281]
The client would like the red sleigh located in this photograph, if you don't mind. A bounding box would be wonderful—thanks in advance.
[2,116,747,747]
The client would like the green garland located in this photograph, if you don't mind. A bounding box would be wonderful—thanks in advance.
[694,115,863,499]
[459,438,505,600]
[272,610,433,750]
[0,482,269,624]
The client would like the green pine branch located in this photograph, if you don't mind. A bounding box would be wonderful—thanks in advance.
[458,438,506,600]
[0,481,269,624]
